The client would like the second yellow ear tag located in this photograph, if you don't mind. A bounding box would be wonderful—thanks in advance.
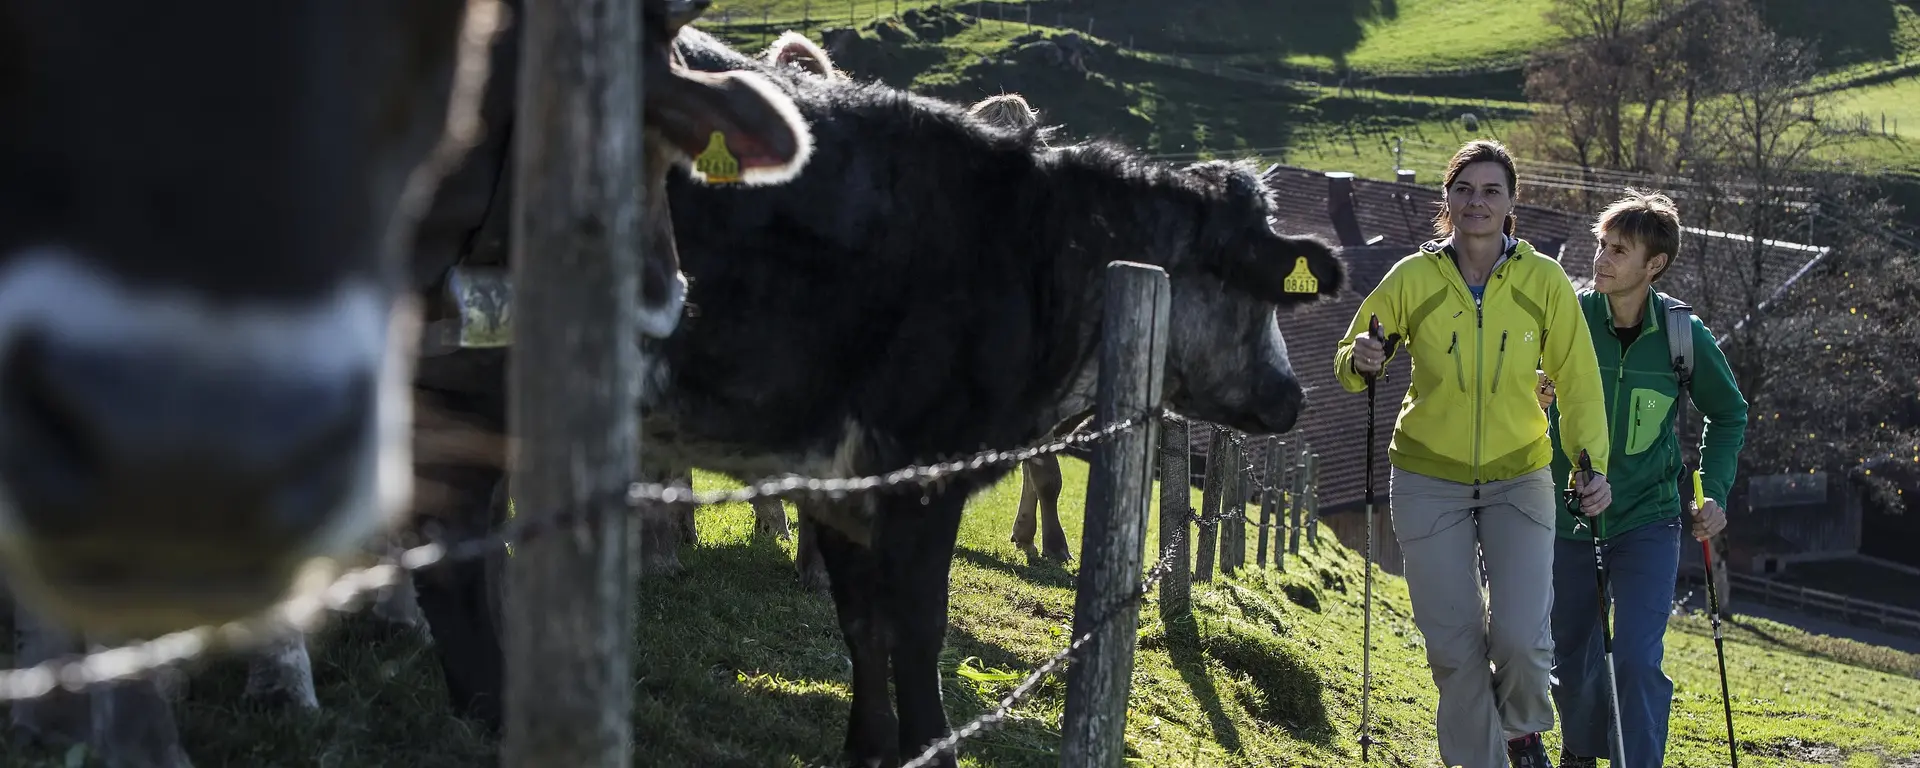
[1282,256,1319,294]
[693,131,741,184]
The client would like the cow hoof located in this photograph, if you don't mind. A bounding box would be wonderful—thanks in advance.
[797,560,830,593]
[1041,542,1074,562]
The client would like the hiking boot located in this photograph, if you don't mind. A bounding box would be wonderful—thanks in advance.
[1507,732,1554,768]
[1557,748,1598,768]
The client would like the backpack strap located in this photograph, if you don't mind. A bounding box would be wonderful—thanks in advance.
[1661,292,1697,500]
[1663,292,1695,394]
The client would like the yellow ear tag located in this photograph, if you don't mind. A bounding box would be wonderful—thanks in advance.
[1282,256,1319,294]
[692,130,741,184]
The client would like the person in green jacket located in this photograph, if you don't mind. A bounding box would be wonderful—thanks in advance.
[1545,190,1746,768]
[1337,139,1613,768]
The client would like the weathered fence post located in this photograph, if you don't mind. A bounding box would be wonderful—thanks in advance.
[1258,437,1283,568]
[1195,425,1228,582]
[502,0,641,764]
[1306,453,1322,546]
[1060,261,1171,767]
[1157,415,1192,618]
[1220,434,1244,576]
[1287,446,1307,556]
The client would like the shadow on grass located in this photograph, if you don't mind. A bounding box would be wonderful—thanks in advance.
[954,546,1075,590]
[1702,615,1920,679]
[1162,613,1245,755]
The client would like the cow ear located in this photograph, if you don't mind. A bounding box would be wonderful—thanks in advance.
[1217,234,1345,306]
[765,30,835,77]
[648,68,814,186]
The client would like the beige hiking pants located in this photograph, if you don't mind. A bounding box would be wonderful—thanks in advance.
[1390,466,1558,768]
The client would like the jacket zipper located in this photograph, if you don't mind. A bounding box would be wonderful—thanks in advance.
[1602,319,1653,538]
[1490,331,1509,393]
[1473,300,1484,496]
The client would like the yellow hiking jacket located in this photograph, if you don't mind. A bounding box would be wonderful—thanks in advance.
[1333,237,1612,487]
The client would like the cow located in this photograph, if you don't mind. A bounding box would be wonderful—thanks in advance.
[633,29,1346,766]
[402,0,816,733]
[0,0,502,666]
[953,93,1084,564]
[404,24,1342,765]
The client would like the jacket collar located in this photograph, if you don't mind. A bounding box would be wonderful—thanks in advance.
[1593,284,1664,333]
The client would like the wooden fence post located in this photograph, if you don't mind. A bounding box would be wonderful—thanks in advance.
[1195,425,1228,582]
[1287,446,1307,556]
[1306,453,1322,546]
[502,0,641,763]
[1060,262,1171,768]
[1157,415,1192,618]
[1258,437,1282,568]
[1220,434,1244,576]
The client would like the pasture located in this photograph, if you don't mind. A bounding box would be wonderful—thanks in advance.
[700,0,1920,180]
[2,458,1916,766]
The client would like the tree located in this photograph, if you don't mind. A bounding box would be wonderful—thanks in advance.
[1731,187,1920,512]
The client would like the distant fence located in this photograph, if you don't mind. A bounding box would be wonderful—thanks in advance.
[1727,573,1920,639]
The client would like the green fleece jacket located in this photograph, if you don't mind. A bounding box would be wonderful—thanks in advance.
[1548,287,1749,540]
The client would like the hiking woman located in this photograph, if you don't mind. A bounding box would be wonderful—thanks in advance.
[1333,139,1613,768]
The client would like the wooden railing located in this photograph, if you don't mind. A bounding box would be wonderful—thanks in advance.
[1727,572,1920,638]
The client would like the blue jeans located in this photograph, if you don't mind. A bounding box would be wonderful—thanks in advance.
[1550,517,1682,768]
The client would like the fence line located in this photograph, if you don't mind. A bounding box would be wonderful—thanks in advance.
[0,420,1323,765]
[1727,573,1920,637]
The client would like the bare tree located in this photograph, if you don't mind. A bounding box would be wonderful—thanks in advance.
[1733,190,1920,511]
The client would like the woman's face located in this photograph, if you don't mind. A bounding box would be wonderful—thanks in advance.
[1445,160,1513,238]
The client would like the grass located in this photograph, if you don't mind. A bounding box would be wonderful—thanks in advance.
[3,457,1915,766]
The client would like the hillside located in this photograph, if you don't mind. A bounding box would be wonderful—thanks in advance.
[3,458,1916,766]
[702,0,1920,199]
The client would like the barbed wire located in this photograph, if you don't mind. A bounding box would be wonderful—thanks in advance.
[628,413,1145,507]
[900,521,1190,768]
[0,408,1155,702]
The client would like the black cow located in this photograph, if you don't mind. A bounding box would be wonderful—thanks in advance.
[403,0,815,732]
[408,24,1342,765]
[0,0,492,637]
[633,29,1346,766]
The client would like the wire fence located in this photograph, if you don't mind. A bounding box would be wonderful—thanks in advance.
[0,273,1324,768]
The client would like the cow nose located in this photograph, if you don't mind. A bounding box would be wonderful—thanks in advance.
[0,328,372,548]
[1252,374,1305,434]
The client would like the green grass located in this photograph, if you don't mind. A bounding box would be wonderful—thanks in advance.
[3,457,1913,766]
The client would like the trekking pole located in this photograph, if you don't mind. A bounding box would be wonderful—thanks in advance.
[1568,449,1627,764]
[1694,468,1739,767]
[1358,314,1400,763]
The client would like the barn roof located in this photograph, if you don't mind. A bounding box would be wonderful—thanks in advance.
[1243,165,1827,515]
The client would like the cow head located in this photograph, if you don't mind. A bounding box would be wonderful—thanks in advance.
[635,0,813,340]
[0,0,498,635]
[1162,160,1345,436]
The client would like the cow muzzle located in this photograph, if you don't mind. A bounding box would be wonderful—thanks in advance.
[0,253,398,635]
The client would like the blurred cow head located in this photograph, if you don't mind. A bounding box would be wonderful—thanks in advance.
[0,0,499,635]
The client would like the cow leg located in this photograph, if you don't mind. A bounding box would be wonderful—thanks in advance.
[8,604,90,750]
[369,553,427,635]
[1030,454,1072,562]
[752,495,792,540]
[794,506,831,593]
[242,630,319,711]
[89,673,194,768]
[814,519,897,765]
[411,461,507,734]
[1009,459,1040,552]
[883,491,967,768]
[637,467,692,578]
